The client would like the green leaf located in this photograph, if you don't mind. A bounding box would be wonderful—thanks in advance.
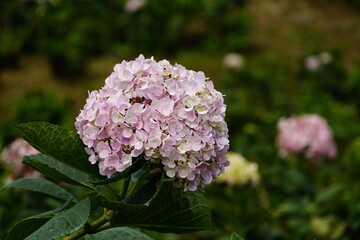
[92,177,161,212]
[315,183,344,204]
[231,232,245,240]
[6,199,73,240]
[0,178,74,202]
[7,211,56,240]
[111,182,212,233]
[84,227,154,240]
[89,155,146,185]
[25,198,91,240]
[121,177,159,205]
[16,122,99,176]
[23,154,94,189]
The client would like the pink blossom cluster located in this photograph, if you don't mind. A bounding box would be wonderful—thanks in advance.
[276,114,337,162]
[305,52,333,71]
[0,138,41,182]
[75,55,229,191]
[124,0,146,13]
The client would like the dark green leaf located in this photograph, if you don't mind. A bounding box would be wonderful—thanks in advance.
[91,193,144,213]
[88,155,146,185]
[130,167,148,182]
[23,154,94,189]
[121,177,159,205]
[7,211,56,240]
[231,232,245,240]
[0,178,74,202]
[111,182,212,233]
[17,122,99,176]
[25,198,91,240]
[315,183,344,203]
[84,227,153,240]
[91,179,161,212]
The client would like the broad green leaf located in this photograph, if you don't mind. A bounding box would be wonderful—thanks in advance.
[84,227,154,240]
[25,198,91,240]
[111,182,212,233]
[130,167,148,182]
[89,155,146,185]
[231,232,245,240]
[23,154,94,189]
[315,183,344,204]
[0,178,74,202]
[7,211,56,240]
[17,122,99,176]
[122,175,160,205]
[92,193,144,212]
[92,177,161,212]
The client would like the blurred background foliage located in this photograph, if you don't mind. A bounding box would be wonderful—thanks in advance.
[1,0,360,239]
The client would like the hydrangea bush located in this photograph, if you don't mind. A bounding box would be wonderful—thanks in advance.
[0,55,233,240]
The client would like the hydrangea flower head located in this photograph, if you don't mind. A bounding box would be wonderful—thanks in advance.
[217,152,260,186]
[276,114,337,163]
[0,138,41,182]
[223,53,244,71]
[305,55,321,71]
[124,0,146,13]
[75,55,229,191]
[304,52,333,71]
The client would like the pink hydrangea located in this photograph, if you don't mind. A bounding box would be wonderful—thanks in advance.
[0,138,41,182]
[276,114,337,163]
[305,56,321,71]
[124,0,146,13]
[75,54,229,191]
[304,52,333,71]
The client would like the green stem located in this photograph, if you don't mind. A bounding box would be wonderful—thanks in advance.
[119,177,131,199]
[92,224,112,233]
[62,177,131,239]
[62,209,114,240]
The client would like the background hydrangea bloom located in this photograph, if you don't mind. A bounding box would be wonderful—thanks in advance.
[0,138,41,183]
[276,114,337,162]
[217,152,260,186]
[75,54,229,191]
[304,52,333,71]
[124,0,146,13]
[223,53,244,71]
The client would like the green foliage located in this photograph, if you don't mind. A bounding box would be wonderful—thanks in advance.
[25,198,90,240]
[0,91,69,149]
[16,122,100,176]
[110,182,212,233]
[0,1,37,68]
[11,91,69,126]
[120,0,249,55]
[0,178,74,202]
[7,210,57,240]
[315,184,344,204]
[84,227,154,240]
[88,155,146,185]
[23,154,93,189]
[0,0,250,75]
[92,176,162,211]
[1,122,212,239]
[231,232,245,240]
